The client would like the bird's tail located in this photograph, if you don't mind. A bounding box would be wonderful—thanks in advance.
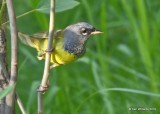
[18,32,36,48]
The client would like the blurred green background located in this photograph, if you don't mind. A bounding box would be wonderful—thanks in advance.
[8,0,160,113]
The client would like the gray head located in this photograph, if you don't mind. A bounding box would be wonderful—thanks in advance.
[63,22,102,56]
[64,22,102,41]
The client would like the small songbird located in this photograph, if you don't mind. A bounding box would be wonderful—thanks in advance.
[18,22,102,68]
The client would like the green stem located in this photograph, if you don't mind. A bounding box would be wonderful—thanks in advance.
[2,9,36,25]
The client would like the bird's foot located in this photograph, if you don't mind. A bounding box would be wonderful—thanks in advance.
[37,50,45,57]
[37,81,50,94]
[45,48,54,53]
[37,48,54,58]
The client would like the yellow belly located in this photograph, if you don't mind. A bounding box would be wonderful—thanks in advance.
[50,48,76,65]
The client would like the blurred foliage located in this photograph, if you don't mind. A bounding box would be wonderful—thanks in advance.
[5,0,160,114]
[37,0,79,13]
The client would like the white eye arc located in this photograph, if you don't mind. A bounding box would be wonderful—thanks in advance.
[82,32,88,36]
[81,28,88,36]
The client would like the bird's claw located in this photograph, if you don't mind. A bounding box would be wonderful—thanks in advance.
[38,50,45,57]
[37,48,54,57]
[45,48,54,53]
[37,84,49,94]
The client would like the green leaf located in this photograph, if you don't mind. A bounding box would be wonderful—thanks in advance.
[37,0,80,14]
[0,86,15,100]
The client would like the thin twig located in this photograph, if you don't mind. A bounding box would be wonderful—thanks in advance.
[2,9,36,26]
[38,93,43,114]
[16,94,27,114]
[5,0,18,113]
[38,0,55,113]
[41,0,55,89]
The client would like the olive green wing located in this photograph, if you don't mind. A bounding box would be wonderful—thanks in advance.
[18,30,63,51]
[30,31,48,39]
[30,30,63,39]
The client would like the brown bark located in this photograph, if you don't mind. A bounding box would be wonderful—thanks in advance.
[0,28,8,114]
[0,0,8,113]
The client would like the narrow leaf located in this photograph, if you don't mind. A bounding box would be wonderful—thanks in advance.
[37,0,80,14]
[0,86,14,100]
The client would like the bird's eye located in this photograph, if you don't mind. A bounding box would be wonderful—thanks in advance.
[81,28,88,36]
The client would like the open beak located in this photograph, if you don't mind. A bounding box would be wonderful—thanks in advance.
[91,29,103,35]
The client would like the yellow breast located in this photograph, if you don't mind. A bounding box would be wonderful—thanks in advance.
[50,38,76,65]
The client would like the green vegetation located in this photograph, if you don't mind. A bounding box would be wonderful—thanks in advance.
[6,0,160,113]
[0,86,14,100]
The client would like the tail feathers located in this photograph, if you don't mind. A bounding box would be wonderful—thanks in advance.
[18,32,36,48]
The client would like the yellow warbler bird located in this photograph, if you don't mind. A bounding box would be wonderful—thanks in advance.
[18,22,102,68]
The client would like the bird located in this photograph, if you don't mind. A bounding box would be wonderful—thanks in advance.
[18,22,102,68]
